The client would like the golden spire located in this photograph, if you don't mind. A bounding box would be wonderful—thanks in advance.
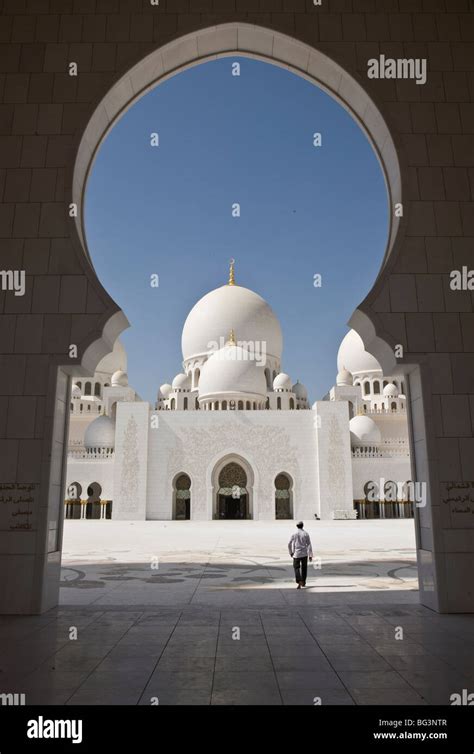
[228,258,235,286]
[228,329,236,345]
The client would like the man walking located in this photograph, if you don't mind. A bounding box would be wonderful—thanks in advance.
[288,521,313,589]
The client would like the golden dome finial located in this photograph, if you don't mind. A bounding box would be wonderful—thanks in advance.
[228,329,236,345]
[228,258,235,286]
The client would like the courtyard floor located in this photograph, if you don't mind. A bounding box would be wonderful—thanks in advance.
[1,520,473,705]
[60,519,419,607]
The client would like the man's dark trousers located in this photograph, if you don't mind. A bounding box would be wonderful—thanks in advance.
[293,556,308,584]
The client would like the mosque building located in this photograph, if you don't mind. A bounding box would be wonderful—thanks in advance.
[65,263,413,522]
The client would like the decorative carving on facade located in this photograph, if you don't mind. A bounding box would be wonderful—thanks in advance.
[327,413,346,509]
[119,415,139,513]
[165,419,300,515]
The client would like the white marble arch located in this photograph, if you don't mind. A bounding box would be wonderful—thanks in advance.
[171,470,193,521]
[274,471,294,520]
[208,451,258,521]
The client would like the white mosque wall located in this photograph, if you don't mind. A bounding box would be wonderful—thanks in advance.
[113,401,150,520]
[314,401,354,518]
[104,385,136,417]
[68,416,91,448]
[66,456,114,501]
[369,413,410,440]
[145,409,320,521]
[352,456,413,501]
[64,317,415,524]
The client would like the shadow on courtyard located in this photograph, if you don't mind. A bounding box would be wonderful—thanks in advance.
[2,581,474,706]
[57,558,419,610]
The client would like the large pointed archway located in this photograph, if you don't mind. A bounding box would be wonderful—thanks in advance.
[212,454,255,521]
[1,11,471,615]
[172,473,192,521]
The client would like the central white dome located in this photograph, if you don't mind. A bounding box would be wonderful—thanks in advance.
[198,343,267,399]
[182,285,283,363]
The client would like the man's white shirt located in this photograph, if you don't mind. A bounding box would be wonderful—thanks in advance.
[288,529,313,558]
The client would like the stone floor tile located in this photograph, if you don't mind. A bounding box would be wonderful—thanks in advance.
[350,687,427,705]
[212,671,279,693]
[211,688,281,705]
[146,670,213,690]
[338,670,412,688]
[276,670,345,690]
[281,688,355,705]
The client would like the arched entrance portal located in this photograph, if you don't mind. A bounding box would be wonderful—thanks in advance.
[173,473,191,521]
[65,482,82,520]
[86,482,102,520]
[3,13,466,616]
[217,462,249,520]
[275,473,293,520]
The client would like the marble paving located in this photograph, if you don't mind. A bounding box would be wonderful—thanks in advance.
[59,519,419,607]
[1,521,473,705]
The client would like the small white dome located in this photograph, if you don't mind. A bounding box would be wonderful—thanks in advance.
[349,415,381,444]
[159,383,172,400]
[273,373,292,391]
[84,415,115,450]
[336,366,353,387]
[350,431,360,446]
[383,382,399,397]
[111,370,128,387]
[172,373,191,391]
[337,329,382,376]
[71,384,81,398]
[199,344,267,399]
[292,380,307,400]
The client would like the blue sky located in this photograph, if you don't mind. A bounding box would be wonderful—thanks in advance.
[85,57,388,403]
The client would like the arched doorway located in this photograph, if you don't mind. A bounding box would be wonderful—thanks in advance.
[275,473,293,520]
[215,461,250,520]
[173,473,191,520]
[86,482,102,520]
[65,482,82,520]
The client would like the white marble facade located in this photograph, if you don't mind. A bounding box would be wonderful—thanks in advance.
[66,265,412,521]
